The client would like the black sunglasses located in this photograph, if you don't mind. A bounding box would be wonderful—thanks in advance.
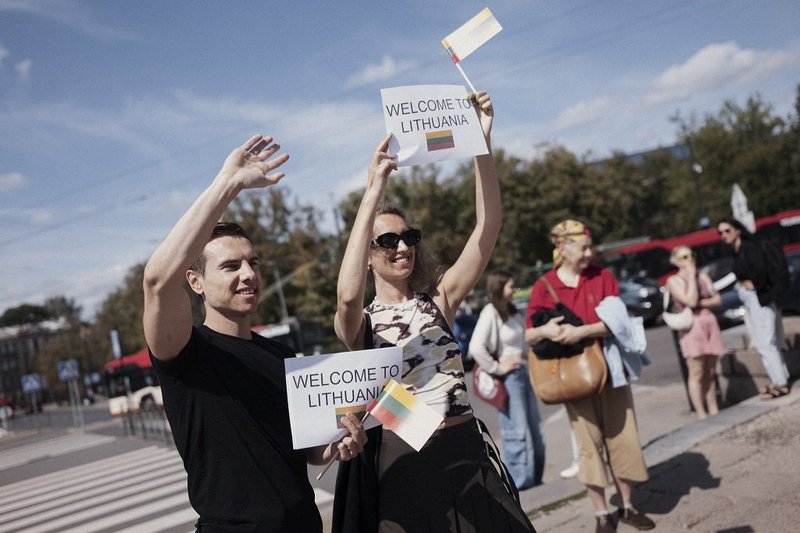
[371,228,423,249]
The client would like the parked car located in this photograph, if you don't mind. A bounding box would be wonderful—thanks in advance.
[0,394,14,420]
[618,276,664,327]
[777,248,800,314]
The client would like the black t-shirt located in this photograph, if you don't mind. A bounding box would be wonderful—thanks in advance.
[151,325,322,533]
[733,238,771,305]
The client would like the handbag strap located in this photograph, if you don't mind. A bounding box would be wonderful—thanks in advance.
[538,276,561,304]
[475,418,520,502]
[363,312,374,349]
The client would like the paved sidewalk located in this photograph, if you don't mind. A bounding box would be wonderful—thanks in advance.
[525,388,800,532]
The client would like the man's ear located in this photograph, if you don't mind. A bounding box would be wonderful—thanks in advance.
[186,270,204,296]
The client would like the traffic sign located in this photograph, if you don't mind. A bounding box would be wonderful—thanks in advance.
[58,359,80,382]
[21,373,42,393]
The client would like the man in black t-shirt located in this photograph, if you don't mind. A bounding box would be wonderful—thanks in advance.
[143,135,366,532]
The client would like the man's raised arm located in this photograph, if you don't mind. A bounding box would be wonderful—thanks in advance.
[142,135,288,360]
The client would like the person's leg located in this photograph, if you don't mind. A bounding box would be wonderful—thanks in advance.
[601,385,653,529]
[499,368,535,490]
[686,357,707,419]
[522,366,546,485]
[613,478,656,530]
[738,288,789,387]
[586,484,608,512]
[560,425,580,478]
[704,354,720,416]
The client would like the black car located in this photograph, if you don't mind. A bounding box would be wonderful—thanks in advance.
[618,276,664,326]
[777,248,800,314]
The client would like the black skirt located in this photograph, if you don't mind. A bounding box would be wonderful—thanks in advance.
[377,419,536,533]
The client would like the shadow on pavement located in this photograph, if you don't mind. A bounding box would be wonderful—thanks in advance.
[611,451,721,515]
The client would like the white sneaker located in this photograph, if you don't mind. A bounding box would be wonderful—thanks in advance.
[560,463,579,479]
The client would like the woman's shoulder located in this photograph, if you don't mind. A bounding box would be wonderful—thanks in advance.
[535,269,559,287]
[581,264,615,282]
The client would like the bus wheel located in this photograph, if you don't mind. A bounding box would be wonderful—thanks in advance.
[141,397,155,411]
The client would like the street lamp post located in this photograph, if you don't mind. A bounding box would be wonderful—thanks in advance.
[686,136,709,229]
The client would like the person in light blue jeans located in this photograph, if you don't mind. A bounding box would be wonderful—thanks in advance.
[470,268,546,489]
[718,217,790,399]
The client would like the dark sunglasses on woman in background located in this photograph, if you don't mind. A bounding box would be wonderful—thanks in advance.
[371,228,423,249]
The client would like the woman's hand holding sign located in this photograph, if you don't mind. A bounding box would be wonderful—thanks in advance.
[472,90,493,141]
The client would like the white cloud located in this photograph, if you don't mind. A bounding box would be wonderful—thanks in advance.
[553,96,612,130]
[0,0,139,43]
[345,55,415,88]
[0,172,26,191]
[29,208,53,224]
[334,168,368,198]
[0,44,8,67]
[647,41,800,105]
[0,206,56,225]
[15,58,31,79]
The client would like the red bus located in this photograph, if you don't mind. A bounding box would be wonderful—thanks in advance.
[103,348,163,416]
[603,209,800,285]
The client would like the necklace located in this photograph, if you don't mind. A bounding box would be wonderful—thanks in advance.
[369,295,419,342]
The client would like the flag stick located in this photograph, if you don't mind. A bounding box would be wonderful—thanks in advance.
[455,62,477,93]
[315,410,373,480]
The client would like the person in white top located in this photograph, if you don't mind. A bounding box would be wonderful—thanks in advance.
[470,268,546,489]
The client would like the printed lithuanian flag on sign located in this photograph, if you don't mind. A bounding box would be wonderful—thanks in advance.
[335,404,367,428]
[426,129,455,152]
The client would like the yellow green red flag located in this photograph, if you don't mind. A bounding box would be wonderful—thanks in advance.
[368,379,444,451]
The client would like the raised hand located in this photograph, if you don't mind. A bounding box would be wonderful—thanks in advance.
[219,134,290,190]
[367,133,397,192]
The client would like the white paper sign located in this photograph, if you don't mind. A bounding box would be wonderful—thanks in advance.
[284,346,403,449]
[381,84,488,167]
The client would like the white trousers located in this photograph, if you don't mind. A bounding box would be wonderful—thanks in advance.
[737,285,789,386]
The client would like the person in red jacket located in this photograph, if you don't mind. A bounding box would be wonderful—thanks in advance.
[525,219,654,533]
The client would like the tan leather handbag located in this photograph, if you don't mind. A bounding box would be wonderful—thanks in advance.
[527,278,608,405]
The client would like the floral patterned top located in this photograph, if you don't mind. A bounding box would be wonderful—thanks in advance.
[365,293,472,418]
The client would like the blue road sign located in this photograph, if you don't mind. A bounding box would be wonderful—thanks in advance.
[58,359,80,382]
[21,373,43,393]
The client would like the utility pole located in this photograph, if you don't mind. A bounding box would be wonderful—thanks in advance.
[685,132,709,229]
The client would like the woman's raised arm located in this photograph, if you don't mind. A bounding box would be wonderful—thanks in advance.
[334,135,397,349]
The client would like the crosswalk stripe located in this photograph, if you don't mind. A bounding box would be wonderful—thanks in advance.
[0,446,180,504]
[54,493,190,533]
[0,437,335,533]
[0,466,186,522]
[314,487,334,506]
[109,507,199,533]
[0,433,117,471]
[0,479,188,532]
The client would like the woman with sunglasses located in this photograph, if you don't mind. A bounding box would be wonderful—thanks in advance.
[334,91,536,532]
[717,217,790,400]
[665,246,725,419]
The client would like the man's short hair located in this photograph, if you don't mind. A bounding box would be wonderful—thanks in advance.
[190,222,252,275]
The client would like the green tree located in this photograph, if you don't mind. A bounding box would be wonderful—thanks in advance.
[0,304,50,326]
[90,263,147,362]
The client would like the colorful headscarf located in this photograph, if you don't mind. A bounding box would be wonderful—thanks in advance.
[550,219,591,266]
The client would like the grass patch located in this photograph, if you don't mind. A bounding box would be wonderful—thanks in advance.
[529,489,588,520]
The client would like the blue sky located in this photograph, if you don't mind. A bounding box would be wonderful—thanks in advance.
[1,0,799,318]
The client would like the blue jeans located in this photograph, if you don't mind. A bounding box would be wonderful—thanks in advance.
[498,364,546,489]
